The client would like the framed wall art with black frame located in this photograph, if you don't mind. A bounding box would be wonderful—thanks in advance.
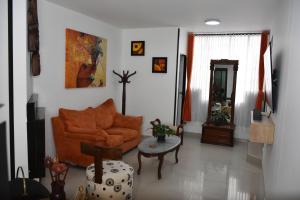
[152,57,167,73]
[131,41,145,56]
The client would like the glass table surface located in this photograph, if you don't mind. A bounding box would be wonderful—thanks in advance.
[138,135,181,154]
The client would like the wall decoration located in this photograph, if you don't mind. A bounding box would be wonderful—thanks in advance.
[65,28,107,88]
[152,57,167,73]
[131,41,145,56]
[28,0,41,76]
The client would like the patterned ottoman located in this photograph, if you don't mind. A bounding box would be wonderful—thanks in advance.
[86,160,134,200]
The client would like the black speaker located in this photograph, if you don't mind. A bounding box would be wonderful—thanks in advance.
[253,109,262,121]
[27,94,45,179]
[0,122,9,199]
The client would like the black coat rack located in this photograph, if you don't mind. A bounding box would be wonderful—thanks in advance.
[113,70,137,115]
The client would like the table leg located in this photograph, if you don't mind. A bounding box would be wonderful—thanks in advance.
[137,151,142,175]
[175,145,180,163]
[158,155,164,179]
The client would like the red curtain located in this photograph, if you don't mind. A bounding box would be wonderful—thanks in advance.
[255,31,270,110]
[182,33,195,121]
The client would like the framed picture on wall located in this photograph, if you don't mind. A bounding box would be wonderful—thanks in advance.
[65,28,107,88]
[131,41,145,56]
[152,57,167,73]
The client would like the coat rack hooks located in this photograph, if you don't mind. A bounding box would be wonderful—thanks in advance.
[113,70,137,115]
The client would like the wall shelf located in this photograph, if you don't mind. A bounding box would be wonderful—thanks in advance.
[250,111,275,144]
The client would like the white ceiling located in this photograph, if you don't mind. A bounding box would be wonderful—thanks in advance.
[46,0,276,30]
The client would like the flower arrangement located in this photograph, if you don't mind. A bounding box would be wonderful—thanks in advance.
[211,110,230,126]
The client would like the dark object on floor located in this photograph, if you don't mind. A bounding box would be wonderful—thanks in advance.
[45,157,69,200]
[9,167,49,200]
[253,109,262,121]
[113,70,137,115]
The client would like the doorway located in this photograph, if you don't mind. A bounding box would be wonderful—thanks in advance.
[175,54,187,125]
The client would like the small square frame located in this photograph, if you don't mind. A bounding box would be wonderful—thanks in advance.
[152,57,167,73]
[131,41,145,56]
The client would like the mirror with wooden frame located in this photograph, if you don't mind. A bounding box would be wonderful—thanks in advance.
[201,59,239,146]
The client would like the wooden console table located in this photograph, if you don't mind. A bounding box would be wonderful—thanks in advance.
[249,111,275,144]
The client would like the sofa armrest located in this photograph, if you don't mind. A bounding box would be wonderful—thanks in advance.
[113,113,143,131]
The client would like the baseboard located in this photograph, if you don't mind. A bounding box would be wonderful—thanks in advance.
[184,132,248,143]
[235,138,248,143]
[247,154,262,168]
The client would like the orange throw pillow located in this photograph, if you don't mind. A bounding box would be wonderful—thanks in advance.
[59,108,96,130]
[94,98,116,129]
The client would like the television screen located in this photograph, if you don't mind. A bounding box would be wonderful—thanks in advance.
[264,42,273,111]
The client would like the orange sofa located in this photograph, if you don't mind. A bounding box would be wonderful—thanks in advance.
[52,99,143,167]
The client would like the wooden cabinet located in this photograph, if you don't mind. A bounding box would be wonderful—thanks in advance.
[201,59,239,147]
[201,123,234,146]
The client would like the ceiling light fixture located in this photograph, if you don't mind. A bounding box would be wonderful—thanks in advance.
[205,19,221,26]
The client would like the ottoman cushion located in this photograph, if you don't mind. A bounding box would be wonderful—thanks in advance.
[86,160,134,200]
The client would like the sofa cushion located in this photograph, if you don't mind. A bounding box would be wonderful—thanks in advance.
[64,132,107,142]
[94,98,116,129]
[106,128,139,142]
[105,135,124,147]
[59,108,96,130]
[113,113,143,131]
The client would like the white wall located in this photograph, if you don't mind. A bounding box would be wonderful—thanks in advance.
[0,0,10,178]
[121,27,179,133]
[263,0,300,199]
[13,0,30,176]
[34,0,122,156]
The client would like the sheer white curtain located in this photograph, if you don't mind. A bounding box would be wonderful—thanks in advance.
[191,34,261,136]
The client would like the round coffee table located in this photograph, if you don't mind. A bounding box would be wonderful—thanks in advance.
[137,135,181,179]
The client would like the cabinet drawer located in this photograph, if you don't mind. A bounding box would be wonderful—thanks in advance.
[202,126,234,146]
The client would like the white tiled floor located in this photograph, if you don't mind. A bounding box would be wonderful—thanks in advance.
[42,133,265,200]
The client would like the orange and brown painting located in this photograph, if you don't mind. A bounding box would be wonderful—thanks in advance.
[65,28,107,88]
[152,57,167,73]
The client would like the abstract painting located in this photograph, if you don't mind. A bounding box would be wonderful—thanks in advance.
[152,57,167,73]
[65,28,107,88]
[131,41,145,56]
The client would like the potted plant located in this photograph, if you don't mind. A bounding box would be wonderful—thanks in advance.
[152,124,176,142]
[211,110,230,126]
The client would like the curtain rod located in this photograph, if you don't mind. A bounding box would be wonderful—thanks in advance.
[194,32,262,36]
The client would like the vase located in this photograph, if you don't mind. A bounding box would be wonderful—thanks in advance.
[157,135,166,143]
